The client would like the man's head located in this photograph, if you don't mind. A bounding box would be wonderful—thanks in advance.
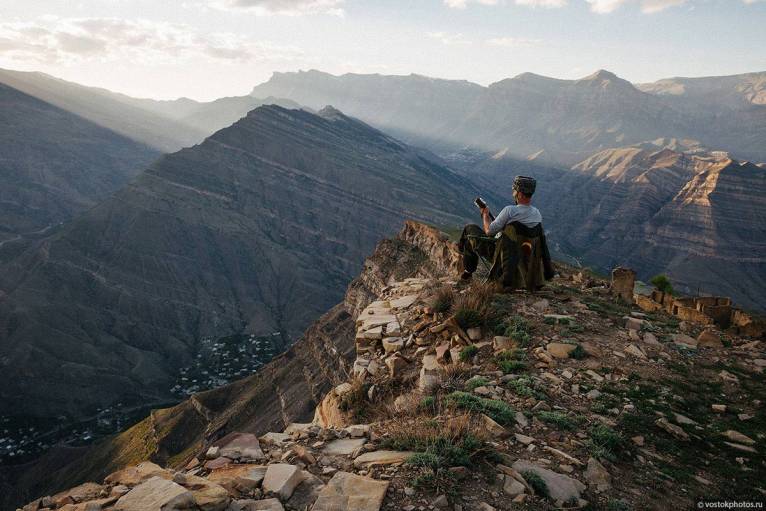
[512,175,536,204]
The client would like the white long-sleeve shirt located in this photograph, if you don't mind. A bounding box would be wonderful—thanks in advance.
[487,204,542,235]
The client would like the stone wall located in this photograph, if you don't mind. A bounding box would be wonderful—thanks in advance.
[635,285,763,337]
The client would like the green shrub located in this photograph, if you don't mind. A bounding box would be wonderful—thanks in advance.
[569,343,587,360]
[536,411,582,430]
[465,376,490,391]
[445,392,515,425]
[495,349,527,373]
[455,308,483,329]
[503,316,533,346]
[459,345,479,362]
[507,376,545,399]
[497,360,527,373]
[522,470,550,498]
[419,396,436,411]
[588,424,623,461]
[650,274,674,295]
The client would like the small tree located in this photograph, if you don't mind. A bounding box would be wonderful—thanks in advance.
[650,274,674,295]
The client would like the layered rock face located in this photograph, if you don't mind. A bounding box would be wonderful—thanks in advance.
[0,222,457,509]
[465,146,766,311]
[0,83,158,242]
[0,104,481,424]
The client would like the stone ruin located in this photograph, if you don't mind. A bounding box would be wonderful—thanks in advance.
[631,283,765,338]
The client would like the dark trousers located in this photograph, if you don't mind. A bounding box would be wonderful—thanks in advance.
[458,224,497,274]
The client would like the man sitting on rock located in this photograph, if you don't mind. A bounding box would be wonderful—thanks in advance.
[458,175,555,291]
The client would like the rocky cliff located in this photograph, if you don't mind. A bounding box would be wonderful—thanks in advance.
[10,221,766,511]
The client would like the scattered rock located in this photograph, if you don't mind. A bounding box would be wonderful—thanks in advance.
[624,344,647,360]
[114,477,194,511]
[547,343,577,359]
[673,334,698,348]
[262,464,303,500]
[697,329,723,348]
[231,499,284,511]
[712,404,727,413]
[353,450,414,467]
[218,433,265,461]
[467,327,482,341]
[722,430,755,445]
[311,471,389,511]
[323,438,367,456]
[511,461,585,503]
[584,457,611,492]
[655,418,689,440]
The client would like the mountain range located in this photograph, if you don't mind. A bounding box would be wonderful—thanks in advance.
[251,69,766,166]
[0,101,480,429]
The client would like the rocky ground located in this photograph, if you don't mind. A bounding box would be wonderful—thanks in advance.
[18,226,766,511]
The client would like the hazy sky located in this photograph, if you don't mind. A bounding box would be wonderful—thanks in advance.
[1,0,764,101]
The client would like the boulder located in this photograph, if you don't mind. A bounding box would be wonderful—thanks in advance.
[313,390,347,429]
[493,336,514,351]
[673,333,698,348]
[480,414,508,439]
[105,462,172,487]
[353,450,414,467]
[511,461,585,504]
[467,327,482,341]
[52,482,105,507]
[323,438,367,456]
[625,317,643,331]
[385,355,407,378]
[262,464,303,501]
[546,343,576,359]
[722,430,755,445]
[697,329,723,348]
[584,457,611,492]
[503,477,526,497]
[418,355,442,393]
[311,471,389,511]
[286,471,325,509]
[382,337,404,353]
[114,477,194,511]
[624,344,647,359]
[180,474,230,511]
[642,332,660,346]
[217,433,265,461]
[207,465,267,492]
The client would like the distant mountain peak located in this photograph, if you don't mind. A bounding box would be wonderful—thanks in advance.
[318,104,346,119]
[583,69,619,80]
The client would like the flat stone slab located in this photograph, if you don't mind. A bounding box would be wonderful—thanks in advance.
[390,295,418,309]
[231,499,284,511]
[114,477,194,511]
[323,438,367,456]
[353,450,414,467]
[208,465,267,490]
[262,464,303,501]
[512,460,585,504]
[218,432,264,461]
[311,471,389,511]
